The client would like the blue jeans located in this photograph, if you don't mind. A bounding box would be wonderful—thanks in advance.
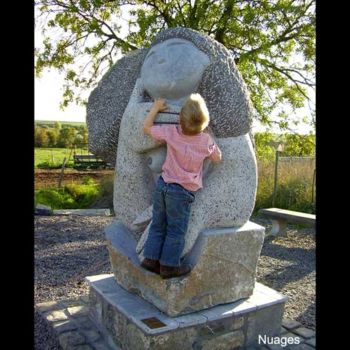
[143,176,195,267]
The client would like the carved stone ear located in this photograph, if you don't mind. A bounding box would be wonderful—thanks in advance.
[198,60,255,138]
[86,48,148,165]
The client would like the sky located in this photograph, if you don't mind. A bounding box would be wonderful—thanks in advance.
[34,8,315,134]
[35,70,87,122]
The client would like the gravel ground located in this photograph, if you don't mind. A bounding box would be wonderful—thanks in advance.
[253,216,315,330]
[34,215,315,349]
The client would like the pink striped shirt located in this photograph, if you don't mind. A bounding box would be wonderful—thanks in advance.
[150,125,222,191]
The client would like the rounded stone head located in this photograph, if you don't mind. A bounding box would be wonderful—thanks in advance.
[140,39,210,105]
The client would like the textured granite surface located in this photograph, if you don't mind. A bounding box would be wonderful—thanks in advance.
[105,220,265,316]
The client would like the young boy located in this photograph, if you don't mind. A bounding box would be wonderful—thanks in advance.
[141,93,222,279]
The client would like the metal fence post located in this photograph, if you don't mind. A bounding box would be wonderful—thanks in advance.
[312,168,316,204]
[58,157,67,188]
[272,150,279,207]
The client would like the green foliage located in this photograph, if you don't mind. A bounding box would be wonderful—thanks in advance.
[35,0,315,130]
[81,176,95,185]
[254,132,315,160]
[35,180,99,209]
[75,126,88,147]
[64,181,99,207]
[254,132,276,160]
[283,133,315,156]
[46,128,59,147]
[34,123,88,150]
[54,121,62,130]
[58,126,77,147]
[35,188,76,209]
[35,127,49,147]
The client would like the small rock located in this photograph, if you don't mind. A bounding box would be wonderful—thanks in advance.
[35,204,53,216]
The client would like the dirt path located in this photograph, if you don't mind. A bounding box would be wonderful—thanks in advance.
[35,169,114,189]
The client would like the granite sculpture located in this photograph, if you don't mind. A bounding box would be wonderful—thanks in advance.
[86,27,264,315]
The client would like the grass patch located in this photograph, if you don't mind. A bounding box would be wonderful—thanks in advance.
[35,177,99,209]
[254,158,315,214]
[35,147,88,168]
[89,174,114,208]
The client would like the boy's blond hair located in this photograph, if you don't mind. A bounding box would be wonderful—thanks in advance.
[180,94,210,135]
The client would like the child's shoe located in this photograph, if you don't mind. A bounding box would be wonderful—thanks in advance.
[141,258,160,274]
[160,264,191,279]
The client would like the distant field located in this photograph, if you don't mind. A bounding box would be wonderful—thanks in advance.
[35,147,88,168]
[35,120,86,127]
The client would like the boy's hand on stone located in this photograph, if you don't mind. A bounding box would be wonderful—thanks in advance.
[153,98,168,112]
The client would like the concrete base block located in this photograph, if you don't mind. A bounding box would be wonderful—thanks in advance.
[85,274,287,350]
[105,220,265,316]
[53,209,112,216]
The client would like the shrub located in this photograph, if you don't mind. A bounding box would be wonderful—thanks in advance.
[64,182,99,208]
[81,176,96,185]
[89,175,114,209]
[35,188,76,209]
[34,180,99,209]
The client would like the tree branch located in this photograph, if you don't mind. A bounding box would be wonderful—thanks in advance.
[55,0,138,50]
[265,63,310,100]
[174,0,187,26]
[88,42,117,85]
[214,0,234,44]
[142,0,174,27]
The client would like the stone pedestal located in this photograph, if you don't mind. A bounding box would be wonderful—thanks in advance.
[105,220,265,316]
[85,274,287,350]
[83,220,288,349]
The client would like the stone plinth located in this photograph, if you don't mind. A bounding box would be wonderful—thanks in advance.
[85,274,287,349]
[105,220,265,316]
[53,208,112,216]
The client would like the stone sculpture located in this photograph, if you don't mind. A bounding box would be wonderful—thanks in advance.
[87,27,265,316]
[88,27,257,257]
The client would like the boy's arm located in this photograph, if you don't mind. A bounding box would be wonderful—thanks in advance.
[143,98,168,136]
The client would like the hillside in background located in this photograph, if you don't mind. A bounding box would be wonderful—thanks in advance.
[35,120,86,127]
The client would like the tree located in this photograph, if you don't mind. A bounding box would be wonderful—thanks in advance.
[58,126,77,147]
[54,121,62,131]
[78,125,89,145]
[35,127,50,147]
[254,132,276,160]
[254,131,315,159]
[282,133,315,156]
[35,0,315,130]
[46,128,60,147]
[74,126,88,147]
